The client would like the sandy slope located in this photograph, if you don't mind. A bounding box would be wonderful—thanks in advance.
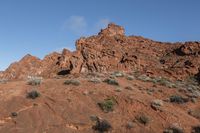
[0,72,200,133]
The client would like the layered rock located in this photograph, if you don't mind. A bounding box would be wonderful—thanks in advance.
[1,23,200,80]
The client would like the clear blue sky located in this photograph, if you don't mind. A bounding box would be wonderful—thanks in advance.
[0,0,200,70]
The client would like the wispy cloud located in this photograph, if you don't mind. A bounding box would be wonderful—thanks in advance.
[62,16,111,36]
[63,16,87,35]
[95,18,110,30]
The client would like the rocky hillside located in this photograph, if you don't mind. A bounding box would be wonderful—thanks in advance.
[1,23,200,133]
[1,23,200,81]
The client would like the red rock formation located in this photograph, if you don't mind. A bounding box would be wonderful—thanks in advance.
[1,23,200,80]
[1,54,42,79]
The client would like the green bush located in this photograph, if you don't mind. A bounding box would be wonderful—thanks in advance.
[98,97,117,113]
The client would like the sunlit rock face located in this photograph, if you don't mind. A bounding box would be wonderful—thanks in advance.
[1,23,200,80]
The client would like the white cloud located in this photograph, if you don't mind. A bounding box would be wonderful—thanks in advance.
[63,16,87,35]
[62,16,111,36]
[95,18,110,30]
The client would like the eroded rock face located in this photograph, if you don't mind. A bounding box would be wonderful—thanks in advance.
[1,23,200,80]
[1,54,42,79]
[98,23,125,37]
[174,42,200,56]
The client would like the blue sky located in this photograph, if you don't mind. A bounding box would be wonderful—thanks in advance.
[0,0,200,70]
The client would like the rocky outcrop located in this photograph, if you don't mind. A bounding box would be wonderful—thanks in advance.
[1,23,200,80]
[174,42,200,56]
[1,54,42,79]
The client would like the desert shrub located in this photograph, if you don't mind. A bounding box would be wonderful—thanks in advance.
[103,78,119,86]
[137,75,152,82]
[115,87,122,92]
[131,70,141,77]
[64,79,80,86]
[27,76,42,86]
[163,126,184,133]
[126,122,135,129]
[92,119,112,132]
[151,99,163,111]
[151,77,176,88]
[11,112,18,117]
[169,95,189,104]
[137,75,177,88]
[98,97,117,113]
[111,71,124,77]
[88,78,101,83]
[192,126,200,133]
[126,75,134,80]
[136,114,150,125]
[90,115,99,122]
[27,90,40,99]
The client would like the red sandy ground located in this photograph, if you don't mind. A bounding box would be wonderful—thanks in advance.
[0,73,199,133]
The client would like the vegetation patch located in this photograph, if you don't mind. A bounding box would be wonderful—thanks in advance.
[163,126,183,133]
[27,90,40,99]
[103,78,119,86]
[126,122,135,129]
[126,75,134,80]
[137,75,176,88]
[88,78,101,83]
[169,95,189,104]
[151,99,163,111]
[111,71,124,77]
[92,119,112,132]
[136,114,150,125]
[11,112,18,117]
[137,75,152,82]
[64,79,80,86]
[98,97,117,113]
[27,76,42,86]
[115,87,122,92]
[155,77,176,88]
